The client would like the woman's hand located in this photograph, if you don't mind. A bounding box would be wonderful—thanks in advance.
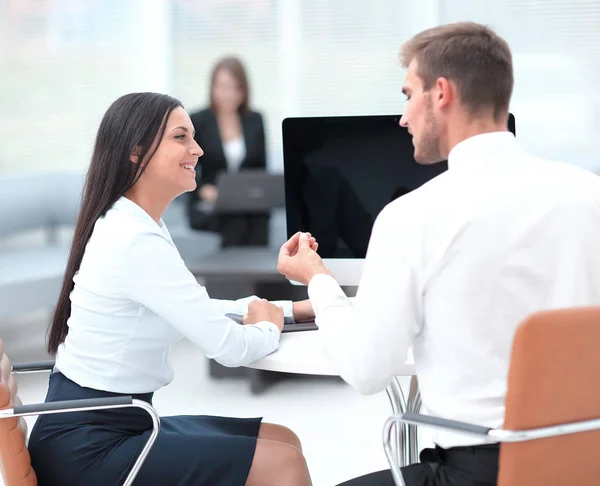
[243,299,284,332]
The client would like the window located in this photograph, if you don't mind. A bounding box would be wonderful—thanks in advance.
[2,0,599,174]
[440,0,600,170]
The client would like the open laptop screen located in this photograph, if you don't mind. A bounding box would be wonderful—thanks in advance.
[282,114,515,259]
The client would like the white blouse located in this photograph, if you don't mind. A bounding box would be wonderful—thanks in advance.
[55,197,291,393]
[223,136,246,172]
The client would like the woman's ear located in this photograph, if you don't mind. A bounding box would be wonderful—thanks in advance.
[130,146,142,164]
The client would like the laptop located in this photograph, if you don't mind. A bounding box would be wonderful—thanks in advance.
[213,171,285,213]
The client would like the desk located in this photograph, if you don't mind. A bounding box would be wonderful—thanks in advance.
[247,331,422,467]
[191,248,308,390]
[193,249,423,465]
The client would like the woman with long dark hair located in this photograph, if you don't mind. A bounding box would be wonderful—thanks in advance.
[28,92,314,486]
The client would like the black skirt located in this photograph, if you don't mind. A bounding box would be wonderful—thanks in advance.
[28,372,262,486]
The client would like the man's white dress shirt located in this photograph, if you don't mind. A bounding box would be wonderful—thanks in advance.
[55,196,291,394]
[308,132,600,448]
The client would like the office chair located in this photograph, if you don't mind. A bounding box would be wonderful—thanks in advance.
[0,339,160,486]
[383,307,600,486]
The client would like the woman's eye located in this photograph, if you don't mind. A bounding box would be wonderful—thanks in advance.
[175,134,186,140]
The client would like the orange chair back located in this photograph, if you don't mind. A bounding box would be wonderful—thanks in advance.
[499,307,600,486]
[0,339,36,486]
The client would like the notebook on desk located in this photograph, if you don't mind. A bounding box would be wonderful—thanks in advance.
[225,313,318,333]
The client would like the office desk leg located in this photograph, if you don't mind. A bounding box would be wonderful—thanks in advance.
[248,368,279,395]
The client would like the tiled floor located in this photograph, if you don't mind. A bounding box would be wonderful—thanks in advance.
[6,311,431,486]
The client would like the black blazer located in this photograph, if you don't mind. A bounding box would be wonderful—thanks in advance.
[189,108,267,203]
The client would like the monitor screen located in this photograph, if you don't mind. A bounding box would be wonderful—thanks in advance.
[283,114,515,261]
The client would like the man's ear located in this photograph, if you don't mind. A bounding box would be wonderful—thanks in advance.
[435,77,455,110]
[130,146,142,164]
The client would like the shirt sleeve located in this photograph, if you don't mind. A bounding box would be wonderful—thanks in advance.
[123,231,280,367]
[308,203,424,394]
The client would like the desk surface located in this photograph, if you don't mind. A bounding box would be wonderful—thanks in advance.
[246,329,416,377]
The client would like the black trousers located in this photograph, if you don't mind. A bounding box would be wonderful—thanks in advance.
[338,444,499,486]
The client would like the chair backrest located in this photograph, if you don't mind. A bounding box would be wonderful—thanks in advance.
[0,339,36,486]
[499,307,600,486]
[0,172,84,239]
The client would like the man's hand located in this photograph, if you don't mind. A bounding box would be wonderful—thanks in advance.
[243,299,284,332]
[292,299,316,323]
[278,232,333,285]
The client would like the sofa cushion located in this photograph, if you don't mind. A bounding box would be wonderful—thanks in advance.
[0,246,69,319]
[0,173,84,238]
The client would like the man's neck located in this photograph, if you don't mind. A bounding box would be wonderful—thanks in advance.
[443,115,508,158]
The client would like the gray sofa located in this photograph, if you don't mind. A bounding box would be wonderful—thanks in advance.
[0,172,220,321]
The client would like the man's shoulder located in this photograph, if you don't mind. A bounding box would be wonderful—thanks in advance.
[377,176,445,224]
[527,155,600,190]
[382,169,451,210]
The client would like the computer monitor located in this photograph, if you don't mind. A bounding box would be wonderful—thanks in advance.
[282,113,516,285]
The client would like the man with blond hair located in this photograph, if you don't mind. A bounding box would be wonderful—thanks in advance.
[278,22,600,485]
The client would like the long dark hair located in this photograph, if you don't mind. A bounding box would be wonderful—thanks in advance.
[47,92,182,355]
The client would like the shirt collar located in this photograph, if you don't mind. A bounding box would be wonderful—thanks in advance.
[112,196,165,229]
[447,131,521,172]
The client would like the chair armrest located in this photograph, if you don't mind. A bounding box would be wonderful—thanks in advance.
[383,412,600,486]
[398,411,493,436]
[12,396,132,416]
[0,396,160,486]
[394,412,600,443]
[12,360,56,374]
[382,413,494,486]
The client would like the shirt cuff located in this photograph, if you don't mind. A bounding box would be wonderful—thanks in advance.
[271,300,294,319]
[307,273,349,314]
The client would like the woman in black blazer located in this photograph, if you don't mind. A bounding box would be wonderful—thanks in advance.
[188,57,269,247]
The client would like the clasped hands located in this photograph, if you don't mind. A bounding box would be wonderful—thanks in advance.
[277,231,332,285]
[241,232,332,330]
